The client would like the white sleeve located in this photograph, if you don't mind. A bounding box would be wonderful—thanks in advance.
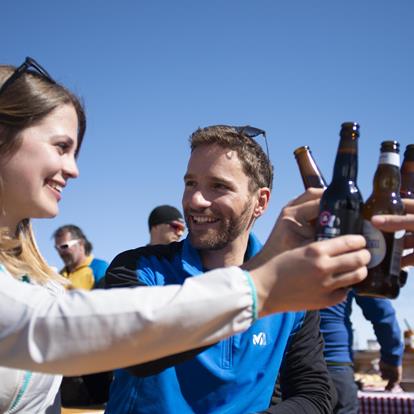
[0,265,254,375]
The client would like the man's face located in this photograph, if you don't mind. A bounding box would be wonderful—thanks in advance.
[152,221,185,245]
[182,144,256,251]
[54,231,85,269]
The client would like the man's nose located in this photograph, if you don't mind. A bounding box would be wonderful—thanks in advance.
[190,190,212,209]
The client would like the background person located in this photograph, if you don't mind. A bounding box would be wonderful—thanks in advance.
[148,205,185,245]
[53,225,112,406]
[320,293,403,413]
[53,224,109,289]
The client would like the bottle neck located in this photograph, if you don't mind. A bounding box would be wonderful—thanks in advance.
[332,137,358,182]
[401,160,414,198]
[373,151,401,194]
[296,152,327,189]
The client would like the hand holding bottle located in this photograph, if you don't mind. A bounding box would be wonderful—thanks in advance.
[371,198,414,267]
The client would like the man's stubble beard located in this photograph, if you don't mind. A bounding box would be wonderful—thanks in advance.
[188,199,255,251]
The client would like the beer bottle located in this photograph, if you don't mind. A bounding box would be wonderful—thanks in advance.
[354,141,405,298]
[399,144,414,287]
[401,144,414,198]
[315,122,363,240]
[294,146,327,189]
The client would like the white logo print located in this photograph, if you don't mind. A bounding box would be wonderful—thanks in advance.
[252,332,267,346]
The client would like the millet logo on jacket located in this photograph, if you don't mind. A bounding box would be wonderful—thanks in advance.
[252,332,267,346]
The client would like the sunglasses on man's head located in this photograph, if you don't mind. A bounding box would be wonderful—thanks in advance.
[0,56,55,96]
[213,125,269,161]
[55,239,80,251]
[212,125,271,188]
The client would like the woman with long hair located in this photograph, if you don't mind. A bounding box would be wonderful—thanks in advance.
[0,57,370,412]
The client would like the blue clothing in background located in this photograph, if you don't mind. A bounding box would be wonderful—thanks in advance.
[320,290,403,366]
[320,290,403,414]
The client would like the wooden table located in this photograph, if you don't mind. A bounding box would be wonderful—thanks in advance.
[358,390,414,413]
[61,406,104,413]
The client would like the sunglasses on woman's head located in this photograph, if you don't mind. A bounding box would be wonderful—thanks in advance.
[0,56,55,96]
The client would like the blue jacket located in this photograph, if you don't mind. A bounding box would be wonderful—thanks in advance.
[105,235,306,414]
[89,257,109,285]
[320,291,403,366]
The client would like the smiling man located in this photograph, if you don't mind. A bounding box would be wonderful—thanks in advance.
[104,125,335,413]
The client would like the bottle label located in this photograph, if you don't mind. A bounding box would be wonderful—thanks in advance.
[363,220,405,272]
[379,152,400,167]
[363,220,387,268]
[390,229,406,276]
[316,210,362,240]
[316,211,340,240]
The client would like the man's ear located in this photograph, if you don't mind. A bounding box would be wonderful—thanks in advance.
[253,187,270,218]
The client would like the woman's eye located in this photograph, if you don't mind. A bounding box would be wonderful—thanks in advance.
[56,142,69,153]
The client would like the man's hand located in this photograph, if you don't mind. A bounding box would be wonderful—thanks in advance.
[372,198,414,267]
[246,234,370,316]
[379,360,402,391]
[252,188,323,269]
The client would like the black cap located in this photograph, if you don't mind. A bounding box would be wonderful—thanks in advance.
[148,205,184,230]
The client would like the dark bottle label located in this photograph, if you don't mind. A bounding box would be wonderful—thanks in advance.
[316,209,362,240]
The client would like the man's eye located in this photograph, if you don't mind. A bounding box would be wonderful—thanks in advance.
[213,183,228,190]
[185,180,196,187]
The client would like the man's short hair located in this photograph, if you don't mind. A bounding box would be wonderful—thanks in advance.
[148,205,184,230]
[52,224,93,255]
[189,125,274,192]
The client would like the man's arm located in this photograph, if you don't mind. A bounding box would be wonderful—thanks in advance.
[355,294,403,389]
[260,311,336,414]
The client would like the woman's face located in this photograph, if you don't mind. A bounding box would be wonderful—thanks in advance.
[0,104,79,229]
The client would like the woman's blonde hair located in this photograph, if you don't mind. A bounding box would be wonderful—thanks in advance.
[0,61,86,284]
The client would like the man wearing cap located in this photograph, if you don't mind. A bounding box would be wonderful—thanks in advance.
[148,205,185,245]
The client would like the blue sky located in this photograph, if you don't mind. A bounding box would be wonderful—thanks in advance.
[2,0,413,348]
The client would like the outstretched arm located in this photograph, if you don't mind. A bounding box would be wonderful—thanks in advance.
[355,295,403,389]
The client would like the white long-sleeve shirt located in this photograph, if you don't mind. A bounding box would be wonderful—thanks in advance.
[0,264,254,373]
[0,263,254,412]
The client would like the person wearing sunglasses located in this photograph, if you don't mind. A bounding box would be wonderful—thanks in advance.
[53,224,109,290]
[52,224,113,407]
[0,58,371,413]
[148,205,185,245]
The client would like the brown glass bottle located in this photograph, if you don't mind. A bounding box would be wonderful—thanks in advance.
[315,122,363,240]
[401,144,414,198]
[354,141,405,298]
[399,144,414,287]
[294,146,327,189]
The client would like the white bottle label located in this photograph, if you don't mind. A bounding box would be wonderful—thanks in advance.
[379,152,400,167]
[363,220,386,268]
